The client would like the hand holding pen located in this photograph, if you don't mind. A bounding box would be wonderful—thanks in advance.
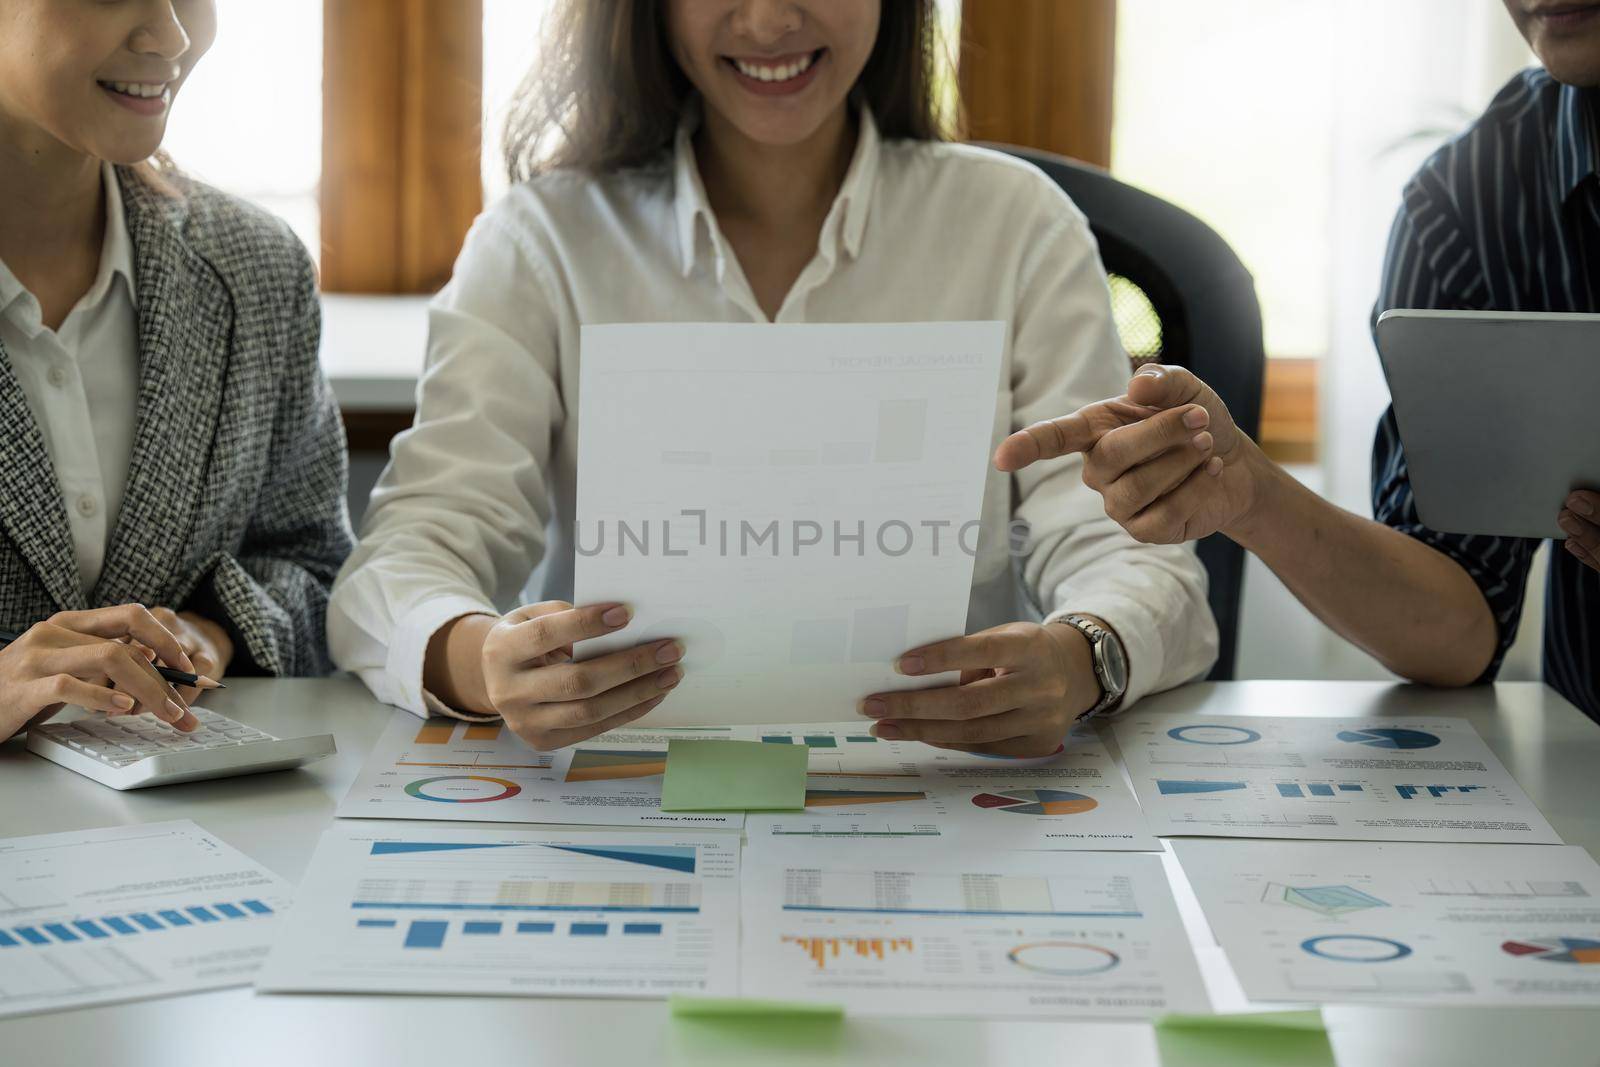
[0,606,225,742]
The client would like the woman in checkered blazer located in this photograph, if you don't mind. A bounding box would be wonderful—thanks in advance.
[0,1,352,741]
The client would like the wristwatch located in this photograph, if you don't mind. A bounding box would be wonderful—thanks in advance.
[1052,614,1128,720]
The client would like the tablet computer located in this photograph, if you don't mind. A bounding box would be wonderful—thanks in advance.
[1374,309,1600,540]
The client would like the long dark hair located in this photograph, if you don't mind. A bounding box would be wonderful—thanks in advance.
[503,0,956,180]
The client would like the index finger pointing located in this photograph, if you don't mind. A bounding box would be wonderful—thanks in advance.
[994,397,1162,473]
[995,411,1098,472]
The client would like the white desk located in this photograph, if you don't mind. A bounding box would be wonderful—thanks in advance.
[2,679,1597,1067]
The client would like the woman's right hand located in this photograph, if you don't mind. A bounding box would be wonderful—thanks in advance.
[480,602,683,750]
[0,605,199,741]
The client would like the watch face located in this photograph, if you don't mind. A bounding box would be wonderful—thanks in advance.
[1099,632,1129,695]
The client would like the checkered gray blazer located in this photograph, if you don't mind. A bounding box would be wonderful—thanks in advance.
[0,167,353,675]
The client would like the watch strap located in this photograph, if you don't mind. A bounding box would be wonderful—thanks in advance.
[1053,614,1126,720]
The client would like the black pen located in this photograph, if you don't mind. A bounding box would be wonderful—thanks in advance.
[0,629,226,690]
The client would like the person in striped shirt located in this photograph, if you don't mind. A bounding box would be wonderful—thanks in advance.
[993,0,1599,721]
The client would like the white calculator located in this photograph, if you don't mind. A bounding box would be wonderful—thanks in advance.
[26,707,335,790]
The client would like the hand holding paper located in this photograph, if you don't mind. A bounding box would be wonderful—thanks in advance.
[436,600,686,750]
[575,322,1005,727]
[859,619,1100,757]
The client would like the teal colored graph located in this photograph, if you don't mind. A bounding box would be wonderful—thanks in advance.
[1396,785,1484,800]
[1263,882,1388,917]
[1157,780,1247,795]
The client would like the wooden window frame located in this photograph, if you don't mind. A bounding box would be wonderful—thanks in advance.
[959,0,1316,459]
[319,0,1314,458]
[321,0,484,294]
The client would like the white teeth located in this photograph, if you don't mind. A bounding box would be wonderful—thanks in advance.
[104,81,168,99]
[733,52,814,83]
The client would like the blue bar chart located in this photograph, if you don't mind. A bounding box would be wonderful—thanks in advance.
[259,828,739,999]
[364,918,673,945]
[0,899,275,949]
[0,820,293,1019]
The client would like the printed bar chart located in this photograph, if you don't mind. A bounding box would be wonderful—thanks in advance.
[1397,785,1485,799]
[0,899,275,948]
[783,935,915,970]
[414,722,456,745]
[0,821,294,1019]
[382,915,677,949]
[1276,783,1362,798]
[403,921,447,949]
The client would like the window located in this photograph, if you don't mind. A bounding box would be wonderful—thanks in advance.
[160,0,323,261]
[482,0,556,202]
[1112,0,1337,361]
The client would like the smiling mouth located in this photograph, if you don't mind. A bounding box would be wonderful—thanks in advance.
[1528,1,1600,23]
[724,48,825,85]
[98,79,170,99]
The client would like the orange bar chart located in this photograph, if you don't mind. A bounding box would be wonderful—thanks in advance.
[463,724,503,741]
[783,935,914,970]
[414,721,456,745]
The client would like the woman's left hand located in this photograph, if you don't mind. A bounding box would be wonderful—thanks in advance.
[859,621,1104,757]
[149,608,233,705]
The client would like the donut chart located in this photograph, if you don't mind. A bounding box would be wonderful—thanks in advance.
[1007,941,1120,976]
[1300,935,1412,962]
[403,775,522,803]
[1167,724,1262,746]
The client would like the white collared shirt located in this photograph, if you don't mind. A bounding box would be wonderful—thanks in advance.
[0,163,140,596]
[329,110,1219,719]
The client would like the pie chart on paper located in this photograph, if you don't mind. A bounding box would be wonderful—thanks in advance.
[971,789,1099,815]
[1335,727,1442,751]
[1501,937,1600,964]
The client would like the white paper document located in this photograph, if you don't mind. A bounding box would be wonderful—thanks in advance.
[335,713,743,829]
[338,715,1153,848]
[1175,839,1600,1006]
[746,723,1157,850]
[740,838,1209,1018]
[575,322,1004,726]
[258,826,739,999]
[0,820,291,1018]
[1113,714,1561,843]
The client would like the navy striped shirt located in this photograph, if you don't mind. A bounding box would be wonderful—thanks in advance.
[1371,68,1598,721]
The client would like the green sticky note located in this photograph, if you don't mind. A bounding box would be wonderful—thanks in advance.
[669,995,843,1019]
[1155,1011,1333,1067]
[659,739,808,811]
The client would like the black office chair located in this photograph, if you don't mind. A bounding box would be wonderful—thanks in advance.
[990,145,1266,681]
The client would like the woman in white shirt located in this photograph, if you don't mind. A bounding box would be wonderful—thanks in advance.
[0,0,353,742]
[330,0,1217,755]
